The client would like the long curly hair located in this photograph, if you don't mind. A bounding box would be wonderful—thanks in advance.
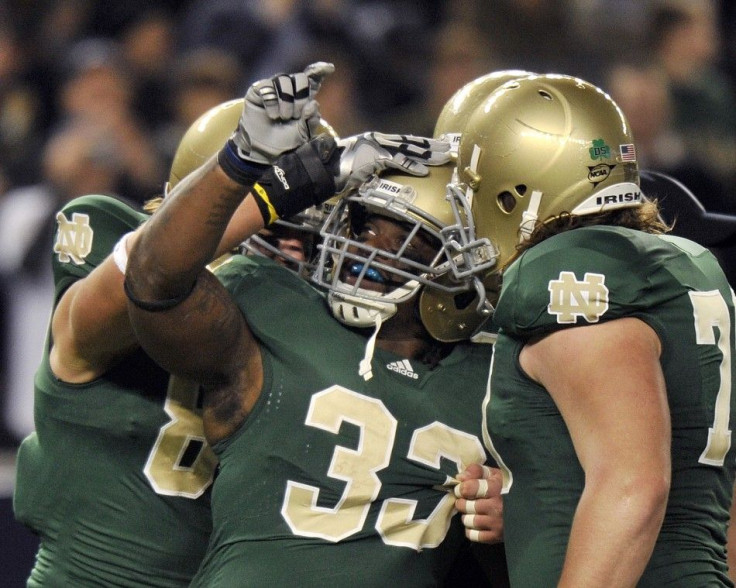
[505,200,671,269]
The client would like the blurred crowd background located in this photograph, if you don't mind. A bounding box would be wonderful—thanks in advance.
[0,0,735,447]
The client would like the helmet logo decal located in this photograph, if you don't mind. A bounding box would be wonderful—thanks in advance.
[587,163,615,186]
[595,190,641,206]
[572,182,642,215]
[443,132,461,157]
[588,138,611,161]
[548,271,609,324]
[54,211,94,265]
[619,143,637,162]
[363,177,418,206]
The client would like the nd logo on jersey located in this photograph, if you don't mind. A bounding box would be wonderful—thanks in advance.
[54,211,93,265]
[547,271,609,324]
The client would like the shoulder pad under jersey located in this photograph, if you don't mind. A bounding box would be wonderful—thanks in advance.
[495,225,702,337]
[52,194,148,291]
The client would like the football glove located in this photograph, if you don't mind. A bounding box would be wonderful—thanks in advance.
[334,132,452,192]
[233,61,334,165]
[249,132,452,226]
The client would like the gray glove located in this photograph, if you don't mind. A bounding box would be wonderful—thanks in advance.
[232,62,335,165]
[334,132,452,192]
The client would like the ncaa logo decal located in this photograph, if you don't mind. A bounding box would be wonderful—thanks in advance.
[547,271,609,324]
[587,163,615,186]
[54,211,94,265]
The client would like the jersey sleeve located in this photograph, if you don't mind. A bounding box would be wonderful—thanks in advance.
[51,194,148,299]
[493,225,714,338]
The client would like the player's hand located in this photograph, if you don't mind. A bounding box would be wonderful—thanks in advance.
[233,62,335,164]
[454,463,504,544]
[334,132,452,192]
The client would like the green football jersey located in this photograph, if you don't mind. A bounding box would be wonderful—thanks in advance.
[13,195,216,587]
[190,255,494,587]
[486,226,736,586]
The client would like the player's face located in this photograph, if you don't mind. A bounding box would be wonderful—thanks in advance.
[275,237,307,262]
[251,226,309,266]
[342,213,439,294]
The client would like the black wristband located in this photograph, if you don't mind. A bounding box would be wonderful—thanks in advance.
[252,136,338,225]
[217,139,269,186]
[123,278,197,312]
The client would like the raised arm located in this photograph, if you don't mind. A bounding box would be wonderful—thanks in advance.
[50,63,335,386]
[123,63,338,384]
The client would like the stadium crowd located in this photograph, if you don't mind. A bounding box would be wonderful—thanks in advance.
[1,0,736,584]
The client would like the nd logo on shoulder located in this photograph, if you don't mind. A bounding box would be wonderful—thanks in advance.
[54,211,94,265]
[547,271,609,324]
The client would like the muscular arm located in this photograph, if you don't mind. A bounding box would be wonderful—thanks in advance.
[520,317,670,587]
[49,255,139,382]
[126,156,263,375]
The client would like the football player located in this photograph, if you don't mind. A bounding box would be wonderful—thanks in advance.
[452,74,736,586]
[122,69,512,585]
[241,210,322,276]
[12,64,338,586]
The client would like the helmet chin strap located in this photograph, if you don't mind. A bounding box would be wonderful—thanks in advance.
[328,279,419,327]
[328,279,420,380]
[358,313,382,381]
[328,288,397,327]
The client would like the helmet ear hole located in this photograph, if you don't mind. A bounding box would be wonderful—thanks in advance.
[498,191,517,213]
[453,290,478,311]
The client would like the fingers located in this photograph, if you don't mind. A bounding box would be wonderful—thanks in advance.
[456,496,502,520]
[454,468,504,545]
[465,527,504,544]
[303,101,324,138]
[456,496,504,544]
[303,61,335,94]
[370,133,452,166]
[397,136,451,165]
[455,476,490,499]
[387,153,429,176]
[251,81,281,121]
[454,464,502,499]
[255,68,326,121]
[272,73,310,120]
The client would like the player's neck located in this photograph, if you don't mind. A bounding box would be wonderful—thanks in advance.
[377,329,453,368]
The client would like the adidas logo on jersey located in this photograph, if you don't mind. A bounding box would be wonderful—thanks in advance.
[386,359,418,379]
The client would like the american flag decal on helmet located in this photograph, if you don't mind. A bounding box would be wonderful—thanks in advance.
[620,144,637,162]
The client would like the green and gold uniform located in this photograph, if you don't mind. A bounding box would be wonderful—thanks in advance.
[191,255,494,587]
[486,226,736,586]
[13,195,216,587]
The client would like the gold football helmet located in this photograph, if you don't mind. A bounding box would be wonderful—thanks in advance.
[452,73,641,269]
[166,98,242,195]
[167,98,337,273]
[434,70,535,154]
[313,163,497,342]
